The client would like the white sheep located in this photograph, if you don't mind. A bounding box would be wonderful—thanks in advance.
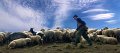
[101,37,118,45]
[87,29,97,34]
[43,30,55,43]
[8,38,31,49]
[102,29,114,37]
[62,29,71,42]
[113,29,120,42]
[96,30,102,35]
[0,32,6,45]
[29,35,42,45]
[92,32,118,45]
[22,31,33,37]
[89,32,107,42]
[53,29,64,42]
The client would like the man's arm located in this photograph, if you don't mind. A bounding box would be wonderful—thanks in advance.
[76,26,80,31]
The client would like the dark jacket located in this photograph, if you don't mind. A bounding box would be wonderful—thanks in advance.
[76,18,87,31]
[29,28,36,35]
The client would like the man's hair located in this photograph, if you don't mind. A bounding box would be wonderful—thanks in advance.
[73,15,78,18]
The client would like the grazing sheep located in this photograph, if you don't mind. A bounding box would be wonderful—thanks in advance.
[88,29,97,34]
[101,37,118,45]
[23,31,33,37]
[102,29,114,37]
[62,29,71,42]
[0,32,12,45]
[0,32,5,45]
[7,32,28,43]
[29,35,42,45]
[113,29,120,42]
[36,31,45,39]
[42,30,54,43]
[62,29,75,43]
[96,30,102,35]
[89,32,107,42]
[8,38,31,49]
[92,32,118,45]
[53,29,64,42]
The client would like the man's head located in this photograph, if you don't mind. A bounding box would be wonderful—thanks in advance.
[73,15,78,20]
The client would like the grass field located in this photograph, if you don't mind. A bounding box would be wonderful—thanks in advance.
[0,43,120,53]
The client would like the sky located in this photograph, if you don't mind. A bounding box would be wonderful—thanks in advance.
[0,0,120,32]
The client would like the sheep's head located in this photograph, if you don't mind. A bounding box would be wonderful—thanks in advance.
[36,31,45,38]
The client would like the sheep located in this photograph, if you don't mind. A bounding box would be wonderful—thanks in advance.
[0,32,5,45]
[62,29,71,42]
[101,37,118,45]
[62,29,76,43]
[92,32,118,45]
[102,29,114,37]
[36,31,45,39]
[23,31,33,37]
[68,29,76,41]
[42,30,55,43]
[87,29,97,34]
[89,32,107,42]
[0,32,12,45]
[8,38,31,49]
[29,35,43,45]
[113,29,120,42]
[96,30,102,35]
[53,29,64,42]
[6,32,32,42]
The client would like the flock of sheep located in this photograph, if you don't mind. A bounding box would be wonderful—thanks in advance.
[0,27,120,49]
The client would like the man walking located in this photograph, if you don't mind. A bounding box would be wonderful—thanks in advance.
[73,15,92,46]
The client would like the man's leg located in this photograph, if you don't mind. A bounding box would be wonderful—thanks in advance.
[74,30,81,46]
[82,31,92,46]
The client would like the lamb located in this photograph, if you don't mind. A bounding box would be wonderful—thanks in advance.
[8,38,31,49]
[29,35,43,45]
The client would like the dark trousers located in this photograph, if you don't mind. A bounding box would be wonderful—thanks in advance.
[74,29,92,45]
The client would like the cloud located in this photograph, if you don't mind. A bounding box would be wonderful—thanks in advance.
[0,0,104,31]
[0,0,47,31]
[52,0,70,28]
[52,0,100,28]
[90,13,115,20]
[106,20,117,24]
[82,9,109,13]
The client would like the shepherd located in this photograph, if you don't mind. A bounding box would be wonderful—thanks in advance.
[73,15,92,46]
[29,28,36,35]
